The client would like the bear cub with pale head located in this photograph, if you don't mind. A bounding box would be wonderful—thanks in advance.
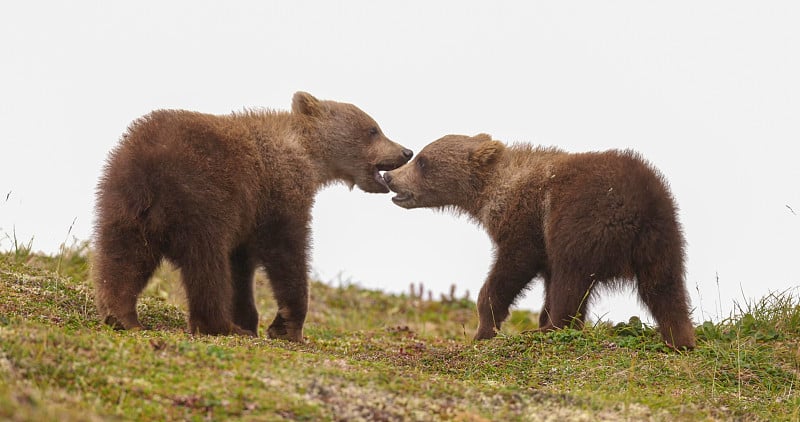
[384,134,695,349]
[93,92,412,341]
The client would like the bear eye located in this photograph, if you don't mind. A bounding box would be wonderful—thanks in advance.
[368,127,379,137]
[416,157,427,170]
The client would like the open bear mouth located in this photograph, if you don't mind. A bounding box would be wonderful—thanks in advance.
[386,182,413,205]
[373,168,390,191]
[373,163,400,191]
[390,192,413,204]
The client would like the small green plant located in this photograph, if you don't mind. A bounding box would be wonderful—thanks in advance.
[6,227,34,261]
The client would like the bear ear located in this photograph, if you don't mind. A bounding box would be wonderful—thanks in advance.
[469,138,505,167]
[292,91,322,117]
[472,133,493,143]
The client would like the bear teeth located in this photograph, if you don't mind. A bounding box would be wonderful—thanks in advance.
[374,169,390,190]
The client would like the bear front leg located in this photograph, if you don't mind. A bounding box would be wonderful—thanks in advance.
[475,246,541,340]
[263,258,308,343]
[260,219,309,343]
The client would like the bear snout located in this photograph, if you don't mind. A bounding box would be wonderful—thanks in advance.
[376,162,401,172]
[375,148,413,171]
[381,171,397,194]
[364,147,412,194]
[383,171,416,208]
[382,171,403,192]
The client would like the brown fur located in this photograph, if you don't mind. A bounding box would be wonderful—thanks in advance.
[93,92,412,341]
[384,134,695,349]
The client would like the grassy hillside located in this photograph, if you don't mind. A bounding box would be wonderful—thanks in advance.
[1,244,799,421]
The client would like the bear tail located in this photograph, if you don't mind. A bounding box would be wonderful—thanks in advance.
[96,149,166,232]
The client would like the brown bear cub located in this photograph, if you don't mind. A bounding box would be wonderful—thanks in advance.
[384,134,695,349]
[93,92,412,341]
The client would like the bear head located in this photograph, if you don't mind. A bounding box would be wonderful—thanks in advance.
[383,133,505,209]
[292,92,413,193]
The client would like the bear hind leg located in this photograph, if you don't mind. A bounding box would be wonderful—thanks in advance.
[176,246,253,337]
[230,246,259,334]
[93,228,159,331]
[537,276,553,330]
[633,230,696,350]
[636,269,696,350]
[542,270,596,331]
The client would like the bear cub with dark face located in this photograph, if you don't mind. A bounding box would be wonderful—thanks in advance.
[384,134,695,350]
[93,92,412,341]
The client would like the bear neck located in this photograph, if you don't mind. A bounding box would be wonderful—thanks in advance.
[459,157,509,225]
[455,194,487,222]
[291,120,344,189]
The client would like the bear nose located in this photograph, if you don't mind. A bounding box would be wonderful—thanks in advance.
[401,149,413,160]
[383,172,393,184]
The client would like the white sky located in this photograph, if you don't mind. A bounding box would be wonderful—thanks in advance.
[1,2,798,324]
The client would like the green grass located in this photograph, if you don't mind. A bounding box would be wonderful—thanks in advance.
[1,245,799,420]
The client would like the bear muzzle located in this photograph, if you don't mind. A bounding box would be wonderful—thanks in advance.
[382,171,416,208]
[370,150,414,193]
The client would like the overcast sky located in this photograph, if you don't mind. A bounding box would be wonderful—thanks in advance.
[1,2,798,325]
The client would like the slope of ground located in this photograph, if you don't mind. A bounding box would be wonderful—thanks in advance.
[1,245,798,420]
